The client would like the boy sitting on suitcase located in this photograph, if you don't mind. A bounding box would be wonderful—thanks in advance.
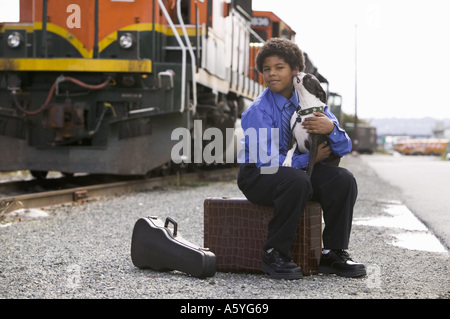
[237,38,366,279]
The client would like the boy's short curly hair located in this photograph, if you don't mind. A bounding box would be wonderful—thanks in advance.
[255,38,305,74]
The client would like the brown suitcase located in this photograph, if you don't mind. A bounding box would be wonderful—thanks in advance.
[204,197,322,275]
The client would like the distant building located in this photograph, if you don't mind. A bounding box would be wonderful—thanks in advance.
[433,121,450,139]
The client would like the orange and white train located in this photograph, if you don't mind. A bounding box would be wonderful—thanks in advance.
[0,0,328,177]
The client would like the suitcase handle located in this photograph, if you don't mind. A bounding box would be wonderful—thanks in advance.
[164,217,178,237]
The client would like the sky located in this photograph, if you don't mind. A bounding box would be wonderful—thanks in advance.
[251,0,450,121]
[1,0,450,120]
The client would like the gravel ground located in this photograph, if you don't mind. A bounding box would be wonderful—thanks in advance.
[1,155,449,300]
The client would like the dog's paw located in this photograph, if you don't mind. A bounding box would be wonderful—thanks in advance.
[283,149,295,167]
[282,159,292,167]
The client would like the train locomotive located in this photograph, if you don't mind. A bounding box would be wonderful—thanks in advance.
[0,0,329,178]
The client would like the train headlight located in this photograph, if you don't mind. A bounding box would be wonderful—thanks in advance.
[119,33,135,49]
[7,32,23,48]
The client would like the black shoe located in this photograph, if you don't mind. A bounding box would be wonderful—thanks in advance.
[261,249,303,280]
[318,250,366,278]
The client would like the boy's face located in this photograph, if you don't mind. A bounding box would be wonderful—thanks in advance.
[262,55,299,99]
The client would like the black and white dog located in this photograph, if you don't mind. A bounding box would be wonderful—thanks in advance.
[282,72,340,176]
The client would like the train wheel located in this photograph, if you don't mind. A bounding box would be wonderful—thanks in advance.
[146,162,172,178]
[172,162,189,174]
[30,170,48,180]
[158,162,171,176]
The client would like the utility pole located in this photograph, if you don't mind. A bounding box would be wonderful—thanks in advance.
[353,24,359,153]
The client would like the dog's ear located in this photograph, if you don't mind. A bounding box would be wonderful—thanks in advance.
[303,74,327,104]
[317,87,327,104]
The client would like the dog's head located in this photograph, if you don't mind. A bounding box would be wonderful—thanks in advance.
[293,72,327,105]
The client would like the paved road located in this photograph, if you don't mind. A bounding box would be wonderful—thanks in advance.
[360,153,450,249]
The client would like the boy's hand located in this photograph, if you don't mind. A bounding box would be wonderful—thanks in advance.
[302,112,334,135]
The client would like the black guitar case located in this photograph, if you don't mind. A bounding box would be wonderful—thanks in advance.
[131,216,216,278]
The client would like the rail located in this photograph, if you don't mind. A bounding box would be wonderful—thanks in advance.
[0,167,238,216]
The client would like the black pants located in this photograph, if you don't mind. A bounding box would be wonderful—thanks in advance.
[237,163,357,258]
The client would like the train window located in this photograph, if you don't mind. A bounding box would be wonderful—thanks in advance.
[272,22,279,38]
[280,29,291,39]
[179,0,190,24]
[232,0,252,20]
[251,30,267,42]
[328,94,342,108]
[161,0,190,24]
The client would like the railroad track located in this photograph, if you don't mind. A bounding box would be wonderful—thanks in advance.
[0,167,238,219]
